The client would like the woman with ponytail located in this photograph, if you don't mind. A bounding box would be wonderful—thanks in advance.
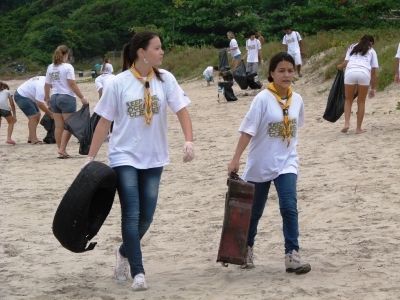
[338,35,379,134]
[87,31,194,291]
[228,52,311,275]
[44,45,88,158]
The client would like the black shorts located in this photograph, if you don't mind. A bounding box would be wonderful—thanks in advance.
[0,109,11,118]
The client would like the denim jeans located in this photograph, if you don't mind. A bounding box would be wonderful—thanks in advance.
[113,165,163,277]
[248,173,299,254]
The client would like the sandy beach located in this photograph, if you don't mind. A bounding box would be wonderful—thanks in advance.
[1,62,400,299]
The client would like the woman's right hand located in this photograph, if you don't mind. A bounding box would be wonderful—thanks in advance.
[81,97,89,105]
[227,159,240,176]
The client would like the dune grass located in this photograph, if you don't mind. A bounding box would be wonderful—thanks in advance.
[160,28,399,89]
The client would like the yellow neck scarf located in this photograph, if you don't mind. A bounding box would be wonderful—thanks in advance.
[130,65,155,125]
[266,82,293,146]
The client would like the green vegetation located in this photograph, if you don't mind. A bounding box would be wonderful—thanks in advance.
[0,0,399,89]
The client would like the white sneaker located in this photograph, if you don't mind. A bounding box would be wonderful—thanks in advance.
[285,250,311,274]
[241,246,255,269]
[114,247,130,281]
[132,273,148,291]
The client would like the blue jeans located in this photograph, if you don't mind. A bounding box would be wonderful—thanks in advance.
[248,173,299,254]
[113,165,163,277]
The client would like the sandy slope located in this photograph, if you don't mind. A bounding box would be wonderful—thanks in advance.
[1,65,400,299]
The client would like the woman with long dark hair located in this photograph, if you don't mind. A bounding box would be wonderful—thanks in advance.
[338,35,379,134]
[87,31,194,291]
[228,52,311,274]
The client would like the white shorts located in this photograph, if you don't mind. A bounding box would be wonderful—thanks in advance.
[344,70,370,86]
[288,52,302,66]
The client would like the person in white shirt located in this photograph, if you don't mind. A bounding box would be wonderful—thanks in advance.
[228,52,311,275]
[100,57,114,74]
[338,35,379,134]
[202,65,218,86]
[394,42,400,83]
[95,58,115,98]
[87,31,194,291]
[282,27,303,77]
[245,31,262,75]
[0,81,17,145]
[44,45,88,158]
[14,76,53,144]
[227,31,241,70]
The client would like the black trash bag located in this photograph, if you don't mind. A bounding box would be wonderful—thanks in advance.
[233,60,248,90]
[39,114,56,144]
[79,112,101,155]
[64,104,90,141]
[247,73,263,90]
[221,70,234,82]
[52,161,117,253]
[218,82,237,102]
[218,49,230,72]
[323,70,345,122]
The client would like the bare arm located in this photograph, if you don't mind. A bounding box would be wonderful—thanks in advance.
[395,58,400,83]
[227,132,252,174]
[36,101,52,117]
[369,67,378,98]
[87,117,112,159]
[44,83,52,104]
[299,40,304,56]
[67,79,88,105]
[337,59,348,70]
[176,107,193,142]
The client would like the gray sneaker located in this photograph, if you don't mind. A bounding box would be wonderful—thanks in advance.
[285,250,311,274]
[241,246,255,269]
[132,273,148,291]
[114,247,130,281]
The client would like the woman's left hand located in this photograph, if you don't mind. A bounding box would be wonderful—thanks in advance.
[183,141,194,162]
[368,89,376,98]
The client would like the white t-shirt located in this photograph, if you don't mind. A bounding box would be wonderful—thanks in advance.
[0,89,12,111]
[229,38,241,57]
[94,69,190,169]
[395,43,400,72]
[203,66,213,77]
[345,44,379,75]
[239,89,304,182]
[45,63,75,97]
[95,73,116,91]
[16,76,46,103]
[282,31,302,54]
[246,38,261,63]
[101,63,113,74]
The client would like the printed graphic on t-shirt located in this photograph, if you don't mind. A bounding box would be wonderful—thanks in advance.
[267,119,297,138]
[247,44,256,50]
[126,95,160,118]
[50,71,60,81]
[285,37,296,44]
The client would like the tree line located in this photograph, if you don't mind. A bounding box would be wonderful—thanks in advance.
[0,0,398,69]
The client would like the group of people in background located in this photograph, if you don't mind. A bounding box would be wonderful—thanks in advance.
[1,29,400,293]
[0,50,114,157]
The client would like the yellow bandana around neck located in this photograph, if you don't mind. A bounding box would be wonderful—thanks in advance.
[130,65,155,125]
[266,82,293,147]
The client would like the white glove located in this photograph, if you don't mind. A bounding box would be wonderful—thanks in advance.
[183,141,194,163]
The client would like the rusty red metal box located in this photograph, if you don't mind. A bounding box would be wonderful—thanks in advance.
[217,173,255,265]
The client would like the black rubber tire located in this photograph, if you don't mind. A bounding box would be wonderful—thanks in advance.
[52,161,117,253]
